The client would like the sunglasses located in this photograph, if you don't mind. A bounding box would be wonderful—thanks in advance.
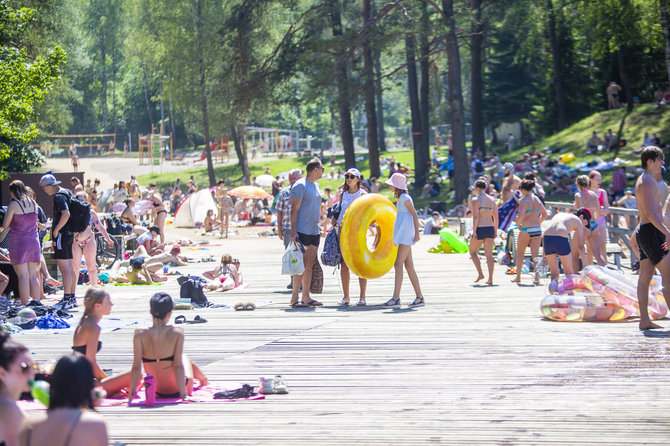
[344,174,358,180]
[20,362,38,375]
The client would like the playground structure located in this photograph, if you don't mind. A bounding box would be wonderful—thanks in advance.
[36,133,117,157]
[212,134,230,163]
[247,127,300,156]
[138,124,173,165]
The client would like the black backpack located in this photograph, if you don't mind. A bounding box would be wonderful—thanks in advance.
[177,275,209,306]
[475,160,484,174]
[56,190,91,233]
[105,216,123,235]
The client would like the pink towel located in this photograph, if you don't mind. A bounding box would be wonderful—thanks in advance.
[17,385,265,410]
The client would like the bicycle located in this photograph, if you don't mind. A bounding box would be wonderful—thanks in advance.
[95,231,121,269]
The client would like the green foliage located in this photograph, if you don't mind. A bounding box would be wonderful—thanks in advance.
[0,0,65,175]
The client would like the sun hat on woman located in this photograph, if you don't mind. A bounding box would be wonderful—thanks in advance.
[385,172,407,190]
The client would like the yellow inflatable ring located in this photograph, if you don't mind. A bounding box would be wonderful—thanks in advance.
[340,193,398,279]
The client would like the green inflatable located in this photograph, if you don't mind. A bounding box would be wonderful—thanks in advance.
[438,228,468,253]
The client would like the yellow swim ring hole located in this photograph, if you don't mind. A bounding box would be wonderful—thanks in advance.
[340,193,398,279]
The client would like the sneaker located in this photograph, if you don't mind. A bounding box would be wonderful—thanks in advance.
[0,295,8,314]
[52,296,74,311]
[70,296,79,308]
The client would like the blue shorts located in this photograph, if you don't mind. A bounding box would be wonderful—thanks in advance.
[543,235,571,256]
[476,226,495,240]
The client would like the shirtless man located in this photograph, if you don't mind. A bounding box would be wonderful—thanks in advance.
[634,146,670,330]
[542,210,590,282]
[574,175,607,267]
[501,162,521,203]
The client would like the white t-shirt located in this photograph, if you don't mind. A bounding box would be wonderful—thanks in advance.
[136,232,152,246]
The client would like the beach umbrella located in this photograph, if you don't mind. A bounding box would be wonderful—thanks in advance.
[255,174,275,187]
[228,186,273,200]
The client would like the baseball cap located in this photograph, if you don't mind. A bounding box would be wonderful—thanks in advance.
[503,162,514,171]
[129,257,145,270]
[150,292,174,319]
[624,187,633,194]
[39,174,61,187]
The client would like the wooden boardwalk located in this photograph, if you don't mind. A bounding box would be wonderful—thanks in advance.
[17,235,670,445]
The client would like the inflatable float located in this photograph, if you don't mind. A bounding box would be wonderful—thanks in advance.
[438,228,468,253]
[541,291,632,322]
[340,194,398,279]
[580,266,667,320]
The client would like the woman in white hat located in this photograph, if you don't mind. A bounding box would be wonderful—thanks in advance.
[333,168,368,306]
[382,173,425,308]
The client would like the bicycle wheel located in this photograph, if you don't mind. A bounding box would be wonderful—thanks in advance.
[96,233,120,269]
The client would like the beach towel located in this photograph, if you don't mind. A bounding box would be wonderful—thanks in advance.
[17,385,265,411]
[498,191,520,232]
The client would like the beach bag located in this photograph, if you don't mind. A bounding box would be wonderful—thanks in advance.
[282,242,305,275]
[310,261,323,294]
[320,230,341,267]
[105,216,123,235]
[56,190,90,233]
[177,275,209,306]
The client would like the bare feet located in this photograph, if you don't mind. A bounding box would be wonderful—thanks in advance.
[640,320,663,330]
[485,280,493,285]
[511,277,521,283]
[474,274,485,283]
[46,277,61,286]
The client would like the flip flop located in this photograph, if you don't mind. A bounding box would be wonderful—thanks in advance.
[306,299,323,307]
[245,303,256,311]
[234,302,246,311]
[174,315,187,324]
[290,301,308,308]
[187,315,207,324]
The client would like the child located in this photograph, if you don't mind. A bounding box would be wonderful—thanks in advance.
[382,173,425,308]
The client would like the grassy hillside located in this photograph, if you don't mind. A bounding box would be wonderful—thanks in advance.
[139,103,670,211]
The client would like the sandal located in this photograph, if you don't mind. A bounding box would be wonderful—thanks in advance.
[245,303,256,311]
[408,297,425,308]
[356,299,366,307]
[291,301,308,308]
[305,299,323,307]
[338,299,350,306]
[174,315,186,324]
[381,297,401,308]
[234,302,245,311]
[187,315,207,324]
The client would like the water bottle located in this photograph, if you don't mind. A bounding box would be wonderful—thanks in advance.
[30,380,50,407]
[144,375,156,407]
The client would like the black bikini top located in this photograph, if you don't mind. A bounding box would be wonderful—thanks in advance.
[72,341,102,355]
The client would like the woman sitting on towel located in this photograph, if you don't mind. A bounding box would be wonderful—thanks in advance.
[128,293,208,402]
[19,355,108,446]
[203,253,240,291]
[72,288,130,396]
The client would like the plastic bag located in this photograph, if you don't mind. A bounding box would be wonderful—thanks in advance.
[282,242,305,276]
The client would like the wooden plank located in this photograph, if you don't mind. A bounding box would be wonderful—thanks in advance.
[15,235,670,445]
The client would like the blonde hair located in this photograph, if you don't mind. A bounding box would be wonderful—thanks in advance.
[220,253,233,265]
[576,175,589,189]
[79,288,108,325]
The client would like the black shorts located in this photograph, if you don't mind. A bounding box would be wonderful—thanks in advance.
[476,226,495,240]
[297,232,320,248]
[636,223,668,265]
[53,231,74,260]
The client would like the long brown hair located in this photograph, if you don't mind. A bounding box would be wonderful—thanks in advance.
[79,288,108,325]
[8,180,27,201]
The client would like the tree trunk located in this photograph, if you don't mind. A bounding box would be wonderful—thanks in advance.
[406,35,422,183]
[470,0,485,155]
[330,3,356,169]
[443,0,469,204]
[661,0,670,85]
[231,125,251,184]
[194,0,216,187]
[362,0,380,179]
[141,66,154,128]
[159,82,165,135]
[169,93,177,146]
[617,50,633,112]
[417,2,431,187]
[372,1,386,154]
[100,29,108,132]
[546,0,567,130]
